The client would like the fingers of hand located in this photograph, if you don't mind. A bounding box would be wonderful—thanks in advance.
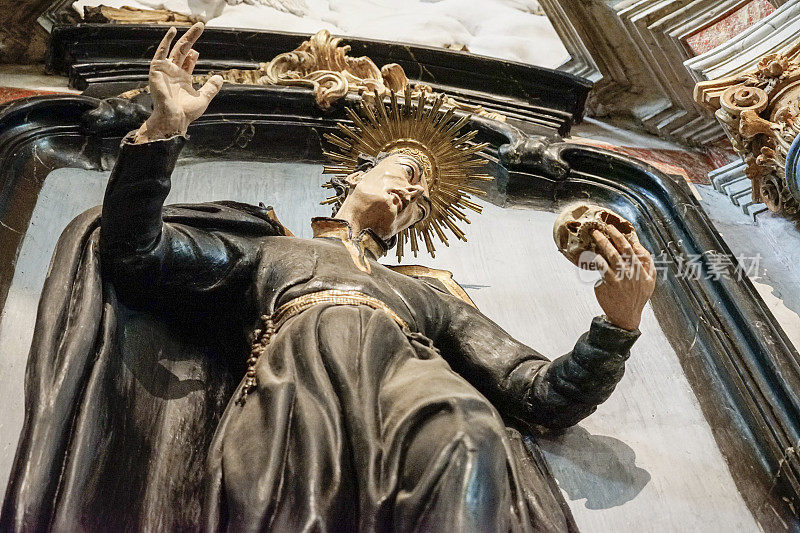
[150,70,171,98]
[606,226,648,281]
[607,226,639,268]
[592,230,624,274]
[170,22,205,66]
[592,254,617,284]
[150,59,179,75]
[153,27,177,61]
[198,75,224,102]
[182,50,199,75]
[633,241,655,279]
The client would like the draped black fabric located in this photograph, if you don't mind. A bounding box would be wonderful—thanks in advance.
[1,204,272,532]
[1,204,579,532]
[206,305,571,532]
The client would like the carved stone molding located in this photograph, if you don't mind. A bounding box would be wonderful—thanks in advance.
[615,0,706,141]
[707,159,766,216]
[611,0,781,145]
[535,0,602,82]
[119,29,506,122]
[696,39,800,213]
[536,0,659,118]
[537,0,785,146]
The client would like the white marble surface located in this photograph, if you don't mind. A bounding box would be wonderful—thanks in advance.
[0,160,758,531]
[70,0,569,67]
[695,183,800,349]
[0,65,80,93]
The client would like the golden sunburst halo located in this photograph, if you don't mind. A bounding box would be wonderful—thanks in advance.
[321,86,493,260]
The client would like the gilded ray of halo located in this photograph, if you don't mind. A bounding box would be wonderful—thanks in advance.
[322,90,492,260]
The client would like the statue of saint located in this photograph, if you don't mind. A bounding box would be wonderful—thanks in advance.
[2,23,655,532]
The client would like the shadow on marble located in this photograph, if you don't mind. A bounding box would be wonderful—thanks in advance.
[536,426,651,510]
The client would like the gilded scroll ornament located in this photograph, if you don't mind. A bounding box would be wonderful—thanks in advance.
[120,29,505,122]
[695,39,800,214]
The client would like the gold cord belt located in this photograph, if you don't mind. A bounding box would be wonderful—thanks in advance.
[237,289,408,403]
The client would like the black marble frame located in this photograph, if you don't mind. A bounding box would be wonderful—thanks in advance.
[45,24,591,137]
[1,24,799,523]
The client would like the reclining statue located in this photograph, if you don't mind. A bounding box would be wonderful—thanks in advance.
[1,22,655,532]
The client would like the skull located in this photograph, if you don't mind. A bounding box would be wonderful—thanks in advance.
[553,203,639,268]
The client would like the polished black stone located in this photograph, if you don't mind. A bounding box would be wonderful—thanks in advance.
[46,23,591,137]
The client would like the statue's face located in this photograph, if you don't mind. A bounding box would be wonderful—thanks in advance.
[336,153,431,240]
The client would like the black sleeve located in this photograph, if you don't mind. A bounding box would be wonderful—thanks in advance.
[433,293,640,430]
[99,132,267,314]
[525,316,639,429]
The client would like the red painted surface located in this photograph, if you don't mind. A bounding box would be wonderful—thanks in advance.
[683,0,775,56]
[0,87,67,105]
[573,138,738,184]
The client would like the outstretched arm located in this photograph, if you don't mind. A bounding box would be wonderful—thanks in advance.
[100,24,268,312]
[433,227,655,430]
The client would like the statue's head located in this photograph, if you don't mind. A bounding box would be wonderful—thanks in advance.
[328,151,432,242]
[323,89,492,259]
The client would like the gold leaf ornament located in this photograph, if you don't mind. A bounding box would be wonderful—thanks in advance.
[322,87,493,260]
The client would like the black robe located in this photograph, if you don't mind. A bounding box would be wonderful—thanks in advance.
[1,135,640,532]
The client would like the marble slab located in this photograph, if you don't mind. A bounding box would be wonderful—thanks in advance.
[684,0,775,56]
[684,0,800,82]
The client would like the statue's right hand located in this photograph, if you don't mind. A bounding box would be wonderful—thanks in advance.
[134,22,224,143]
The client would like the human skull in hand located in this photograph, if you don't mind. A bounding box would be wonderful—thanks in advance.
[553,203,639,268]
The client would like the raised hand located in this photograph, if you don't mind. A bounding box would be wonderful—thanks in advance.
[134,22,224,143]
[591,226,656,331]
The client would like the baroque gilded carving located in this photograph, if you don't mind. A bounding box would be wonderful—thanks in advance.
[695,38,800,214]
[82,5,200,25]
[120,29,506,121]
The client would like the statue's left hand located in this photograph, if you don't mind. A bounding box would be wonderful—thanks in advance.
[134,22,224,143]
[591,227,656,331]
